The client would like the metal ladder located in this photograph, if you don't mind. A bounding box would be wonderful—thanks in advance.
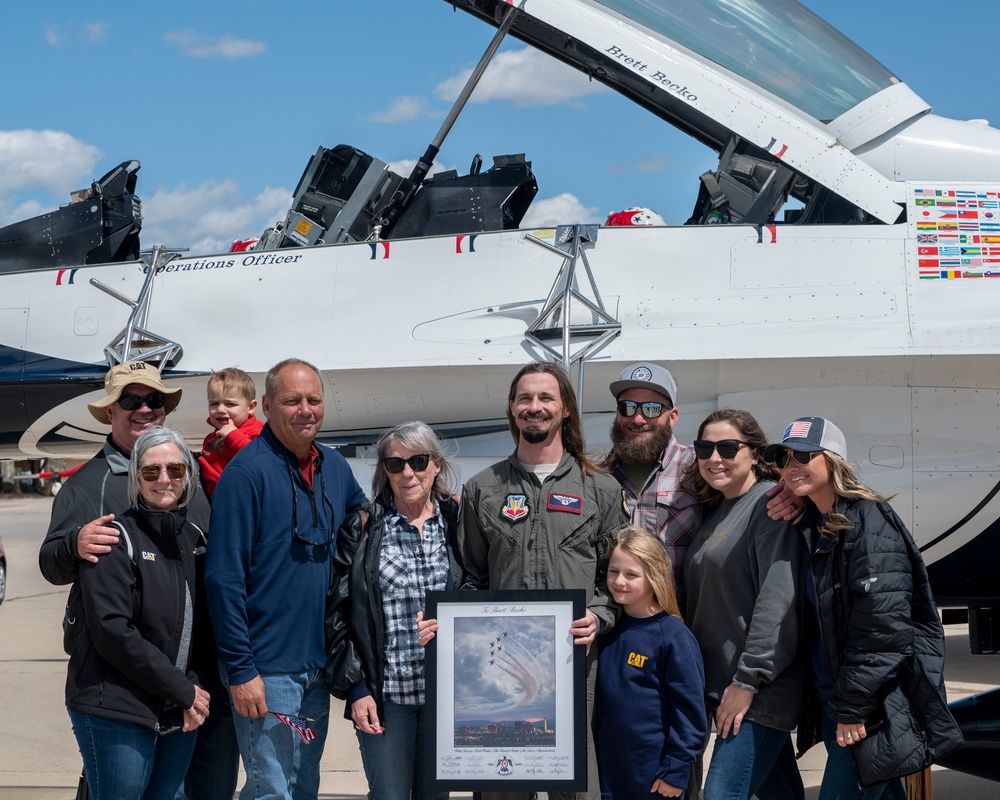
[524,224,621,403]
[90,245,187,368]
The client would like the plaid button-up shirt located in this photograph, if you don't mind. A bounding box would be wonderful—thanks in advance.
[608,437,702,607]
[379,502,450,705]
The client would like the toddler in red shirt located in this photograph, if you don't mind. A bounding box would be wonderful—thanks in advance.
[198,367,264,497]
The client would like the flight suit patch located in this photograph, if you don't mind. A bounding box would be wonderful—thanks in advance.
[547,492,582,513]
[501,494,529,522]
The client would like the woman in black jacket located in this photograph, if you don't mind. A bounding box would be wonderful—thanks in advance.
[765,417,962,800]
[326,420,461,800]
[66,426,210,800]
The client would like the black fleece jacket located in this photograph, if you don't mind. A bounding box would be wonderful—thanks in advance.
[66,503,205,730]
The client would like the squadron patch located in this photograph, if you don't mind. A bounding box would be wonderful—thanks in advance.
[501,494,529,522]
[547,492,582,514]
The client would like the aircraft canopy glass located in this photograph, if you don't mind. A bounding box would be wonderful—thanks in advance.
[593,0,897,122]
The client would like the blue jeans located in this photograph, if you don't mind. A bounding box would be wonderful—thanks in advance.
[176,695,241,800]
[703,719,803,800]
[70,710,197,800]
[356,700,447,800]
[819,709,906,800]
[229,670,330,800]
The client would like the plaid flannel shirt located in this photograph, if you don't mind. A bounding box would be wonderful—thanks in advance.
[379,502,450,705]
[608,437,702,607]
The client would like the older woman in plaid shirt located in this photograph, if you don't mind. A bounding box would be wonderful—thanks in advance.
[327,421,462,800]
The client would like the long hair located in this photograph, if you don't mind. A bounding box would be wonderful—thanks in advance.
[370,420,459,504]
[264,358,322,400]
[506,362,599,476]
[128,426,199,509]
[686,408,779,510]
[820,451,889,534]
[607,526,683,620]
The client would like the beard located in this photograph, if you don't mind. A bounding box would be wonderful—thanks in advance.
[610,417,674,464]
[519,414,556,444]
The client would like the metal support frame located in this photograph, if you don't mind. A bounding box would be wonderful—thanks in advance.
[524,224,621,404]
[90,245,187,369]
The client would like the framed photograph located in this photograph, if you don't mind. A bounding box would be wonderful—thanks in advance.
[424,589,586,793]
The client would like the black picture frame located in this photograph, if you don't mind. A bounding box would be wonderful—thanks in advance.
[424,589,587,793]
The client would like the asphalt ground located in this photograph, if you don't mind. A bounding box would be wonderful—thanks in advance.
[1,494,995,799]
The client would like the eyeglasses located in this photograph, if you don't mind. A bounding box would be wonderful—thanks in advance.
[382,454,432,474]
[139,463,186,482]
[118,392,167,411]
[616,400,668,419]
[286,460,335,546]
[693,439,750,460]
[774,449,821,469]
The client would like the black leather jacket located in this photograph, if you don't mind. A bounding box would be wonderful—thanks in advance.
[325,495,462,720]
[66,504,206,730]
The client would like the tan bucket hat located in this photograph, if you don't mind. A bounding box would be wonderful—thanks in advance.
[87,361,182,424]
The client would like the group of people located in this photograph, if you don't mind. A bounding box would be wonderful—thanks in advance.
[37,356,962,800]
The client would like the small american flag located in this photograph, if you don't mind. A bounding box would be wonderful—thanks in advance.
[273,713,316,744]
[787,421,812,439]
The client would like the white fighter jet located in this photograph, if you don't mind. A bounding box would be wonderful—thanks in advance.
[1,6,999,755]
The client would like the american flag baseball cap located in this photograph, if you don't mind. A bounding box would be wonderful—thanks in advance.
[763,417,847,462]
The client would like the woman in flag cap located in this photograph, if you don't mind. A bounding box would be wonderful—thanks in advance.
[765,417,962,799]
[65,426,211,800]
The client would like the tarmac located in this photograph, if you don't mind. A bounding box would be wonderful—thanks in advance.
[1,494,996,799]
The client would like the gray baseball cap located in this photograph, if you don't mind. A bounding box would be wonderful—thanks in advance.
[763,417,848,462]
[609,362,677,406]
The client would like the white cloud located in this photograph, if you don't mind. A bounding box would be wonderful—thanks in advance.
[368,95,435,124]
[141,180,291,254]
[84,22,110,44]
[0,130,103,197]
[164,30,267,59]
[435,47,608,107]
[520,193,600,227]
[44,22,111,48]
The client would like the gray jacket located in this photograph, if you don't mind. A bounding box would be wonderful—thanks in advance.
[459,451,629,633]
[685,481,802,731]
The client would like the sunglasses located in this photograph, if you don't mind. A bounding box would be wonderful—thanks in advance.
[118,392,167,411]
[140,463,187,482]
[774,449,821,469]
[616,400,668,419]
[382,454,432,474]
[693,439,750,460]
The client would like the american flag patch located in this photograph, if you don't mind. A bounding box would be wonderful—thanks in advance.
[787,421,812,439]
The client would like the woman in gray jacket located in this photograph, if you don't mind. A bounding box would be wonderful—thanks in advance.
[684,409,804,800]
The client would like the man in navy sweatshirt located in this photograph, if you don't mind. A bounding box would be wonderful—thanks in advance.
[205,358,366,799]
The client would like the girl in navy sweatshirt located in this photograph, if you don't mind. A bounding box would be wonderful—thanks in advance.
[596,527,708,798]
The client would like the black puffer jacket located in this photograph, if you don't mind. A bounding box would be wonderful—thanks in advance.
[66,504,205,730]
[796,498,963,777]
[325,495,462,721]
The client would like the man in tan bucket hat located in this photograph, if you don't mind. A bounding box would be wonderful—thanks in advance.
[85,359,182,426]
[39,360,239,800]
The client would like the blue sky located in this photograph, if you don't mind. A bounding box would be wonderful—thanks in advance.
[3,1,996,254]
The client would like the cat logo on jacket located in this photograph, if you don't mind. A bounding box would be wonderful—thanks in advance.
[547,492,582,514]
[501,494,529,522]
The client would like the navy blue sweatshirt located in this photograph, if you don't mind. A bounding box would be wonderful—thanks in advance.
[596,611,708,799]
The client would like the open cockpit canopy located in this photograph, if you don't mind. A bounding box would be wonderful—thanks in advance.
[448,0,1000,225]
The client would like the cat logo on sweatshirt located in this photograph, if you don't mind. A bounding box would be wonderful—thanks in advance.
[627,651,649,668]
